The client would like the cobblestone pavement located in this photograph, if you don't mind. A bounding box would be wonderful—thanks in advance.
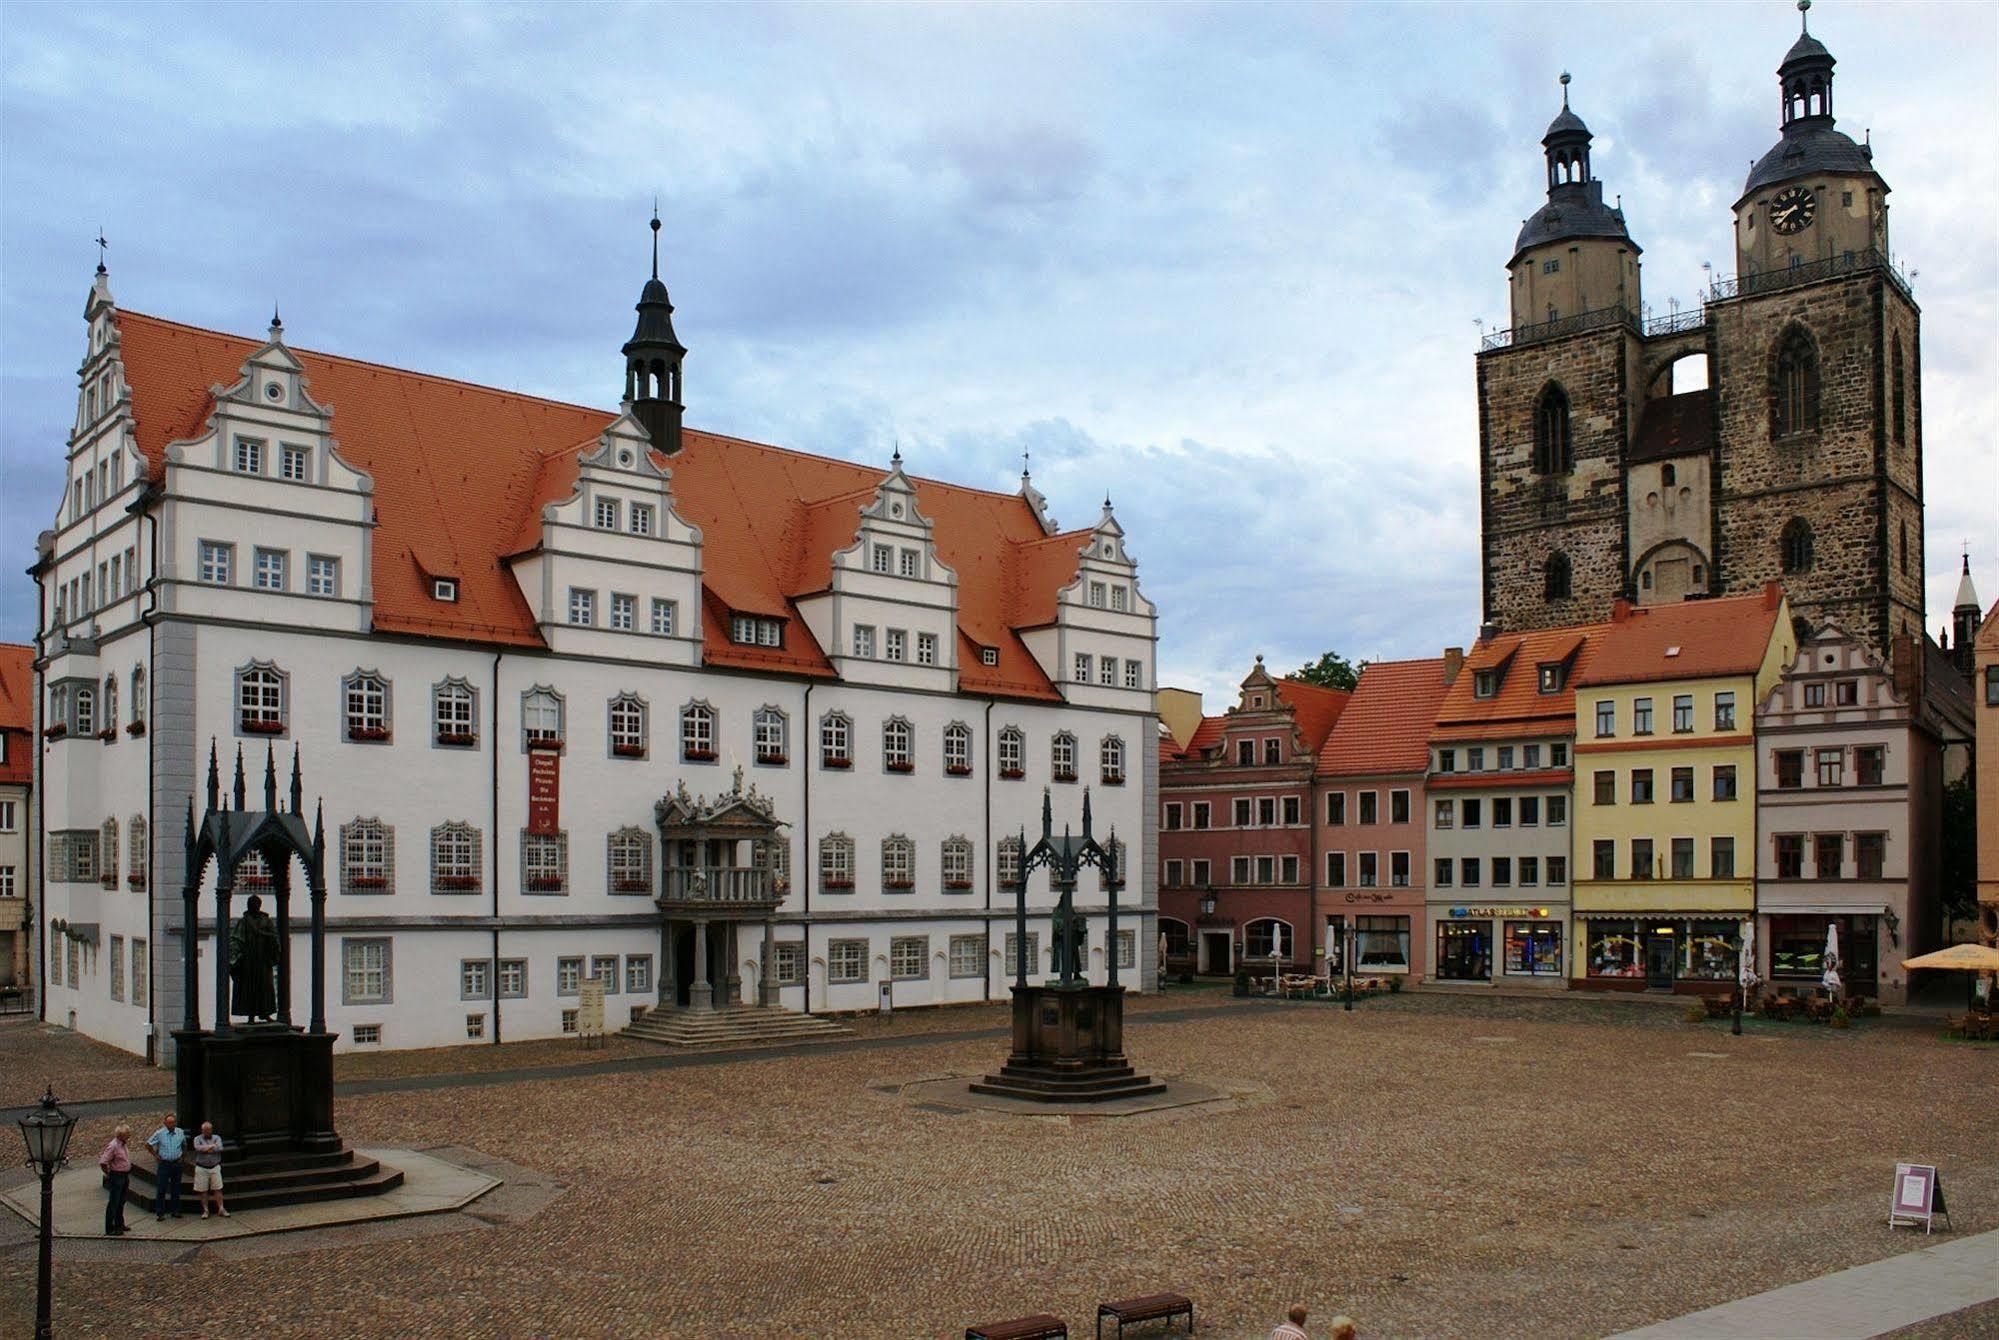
[3,993,1994,1338]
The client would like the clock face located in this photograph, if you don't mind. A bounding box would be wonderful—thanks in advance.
[1771,186,1816,235]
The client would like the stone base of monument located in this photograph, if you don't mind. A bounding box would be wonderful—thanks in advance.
[969,984,1166,1103]
[127,1024,402,1211]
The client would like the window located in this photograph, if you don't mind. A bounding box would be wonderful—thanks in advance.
[199,541,234,585]
[651,598,677,636]
[1111,585,1129,612]
[943,722,972,774]
[1434,799,1454,830]
[237,664,287,734]
[1633,698,1653,736]
[131,666,146,729]
[307,555,339,597]
[1074,652,1092,683]
[1233,798,1253,828]
[885,629,906,662]
[1594,701,1615,737]
[128,816,147,889]
[997,835,1024,890]
[1855,746,1884,786]
[73,686,95,737]
[1460,797,1482,829]
[853,625,876,659]
[1670,767,1694,803]
[1323,851,1346,887]
[1236,740,1255,767]
[499,959,527,998]
[880,835,916,891]
[590,955,620,995]
[522,831,568,893]
[1458,857,1479,888]
[1358,791,1378,825]
[1244,919,1292,963]
[341,819,392,893]
[609,694,648,757]
[1357,852,1378,887]
[1814,833,1843,878]
[253,548,288,591]
[828,939,868,984]
[1282,796,1301,826]
[625,955,653,994]
[1672,694,1693,733]
[343,671,390,741]
[941,837,973,890]
[1100,656,1118,687]
[1431,857,1452,888]
[730,615,782,646]
[1775,750,1804,789]
[567,588,596,626]
[1534,383,1571,474]
[609,593,635,631]
[1474,669,1499,698]
[1543,551,1572,602]
[606,827,652,894]
[820,834,855,890]
[998,726,1024,778]
[1803,683,1827,708]
[1714,692,1737,731]
[1389,851,1410,888]
[981,648,999,667]
[948,934,985,979]
[1519,856,1540,887]
[1988,666,1999,708]
[99,818,120,889]
[753,708,788,764]
[1712,765,1737,801]
[1631,769,1654,804]
[1836,679,1858,707]
[680,702,715,761]
[1327,792,1346,826]
[1772,327,1819,438]
[1856,832,1886,879]
[1355,916,1411,971]
[1780,518,1814,574]
[890,935,928,981]
[557,957,585,996]
[1191,802,1210,830]
[1003,932,1040,978]
[430,823,480,893]
[1491,856,1511,888]
[1051,732,1077,782]
[1389,790,1410,824]
[771,943,805,986]
[899,548,920,578]
[1631,838,1655,879]
[342,939,391,1005]
[433,679,477,747]
[1100,736,1126,784]
[628,502,654,536]
[132,937,146,1003]
[1592,840,1615,879]
[1668,837,1695,881]
[1517,796,1539,827]
[881,717,915,772]
[1775,833,1804,879]
[821,712,853,767]
[1124,660,1143,690]
[916,632,938,666]
[1497,746,1514,771]
[1467,747,1484,772]
[433,578,459,603]
[461,959,492,1000]
[595,496,620,530]
[522,687,564,748]
[234,437,263,474]
[1816,748,1844,787]
[273,443,308,481]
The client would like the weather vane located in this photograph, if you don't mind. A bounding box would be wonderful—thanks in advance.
[95,228,109,273]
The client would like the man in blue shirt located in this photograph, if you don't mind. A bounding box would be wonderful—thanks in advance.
[144,1114,188,1220]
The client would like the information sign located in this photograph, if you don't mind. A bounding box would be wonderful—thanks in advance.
[577,978,605,1043]
[1887,1162,1950,1234]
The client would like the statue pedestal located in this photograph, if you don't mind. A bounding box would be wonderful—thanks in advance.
[970,985,1165,1103]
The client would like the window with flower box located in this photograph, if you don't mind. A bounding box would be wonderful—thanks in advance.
[100,675,118,739]
[1100,735,1126,785]
[433,679,477,747]
[99,818,119,889]
[522,831,568,893]
[237,663,287,735]
[608,828,652,894]
[883,717,914,772]
[820,834,855,890]
[820,712,852,768]
[430,823,481,893]
[609,694,648,757]
[941,837,973,890]
[74,686,95,737]
[128,816,147,890]
[522,687,564,750]
[943,722,972,775]
[680,702,715,761]
[343,671,391,742]
[997,835,1024,890]
[882,835,915,890]
[341,819,392,894]
[998,727,1025,779]
[754,707,788,765]
[1051,732,1077,782]
[130,665,146,735]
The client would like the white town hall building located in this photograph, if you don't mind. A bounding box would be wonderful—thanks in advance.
[34,239,1159,1059]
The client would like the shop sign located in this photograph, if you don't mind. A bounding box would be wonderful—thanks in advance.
[528,747,560,835]
[1342,890,1397,905]
[1888,1163,1950,1234]
[1450,906,1552,919]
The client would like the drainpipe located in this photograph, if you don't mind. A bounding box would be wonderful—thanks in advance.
[800,681,813,1015]
[983,697,994,1003]
[490,650,502,1044]
[141,500,160,1059]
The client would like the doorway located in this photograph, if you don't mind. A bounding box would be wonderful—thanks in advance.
[1199,931,1232,976]
[1644,932,1676,989]
[669,924,731,1007]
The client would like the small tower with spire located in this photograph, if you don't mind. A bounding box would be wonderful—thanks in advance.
[622,210,687,457]
[1505,72,1641,328]
[1952,552,1982,678]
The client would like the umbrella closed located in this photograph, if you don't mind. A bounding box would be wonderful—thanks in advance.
[1821,922,1842,998]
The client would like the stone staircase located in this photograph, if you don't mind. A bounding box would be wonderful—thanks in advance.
[622,1003,850,1048]
[129,1143,403,1213]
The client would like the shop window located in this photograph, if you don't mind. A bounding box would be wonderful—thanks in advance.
[1243,919,1292,963]
[1679,922,1740,981]
[1354,916,1409,971]
[1504,922,1562,977]
[1436,921,1491,981]
[1586,921,1644,979]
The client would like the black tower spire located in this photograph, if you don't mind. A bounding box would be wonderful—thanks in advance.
[622,209,686,457]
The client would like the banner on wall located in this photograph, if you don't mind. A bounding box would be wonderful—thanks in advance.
[528,746,560,836]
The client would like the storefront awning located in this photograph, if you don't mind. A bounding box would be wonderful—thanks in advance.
[1575,909,1750,920]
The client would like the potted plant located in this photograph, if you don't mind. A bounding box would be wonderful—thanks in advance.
[1232,963,1251,997]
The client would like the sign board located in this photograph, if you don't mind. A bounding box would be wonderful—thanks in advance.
[1888,1163,1949,1233]
[878,980,894,1015]
[527,746,561,836]
[576,978,605,1041]
[1450,906,1553,919]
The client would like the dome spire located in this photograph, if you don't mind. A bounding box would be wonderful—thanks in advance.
[650,197,661,280]
[622,208,687,456]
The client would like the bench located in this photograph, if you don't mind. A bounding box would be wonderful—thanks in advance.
[1097,1292,1194,1338]
[967,1315,1068,1339]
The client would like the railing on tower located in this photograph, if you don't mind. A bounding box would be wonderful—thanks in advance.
[1707,248,1914,304]
[1478,303,1639,352]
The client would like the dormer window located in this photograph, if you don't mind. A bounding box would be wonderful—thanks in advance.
[234,438,264,474]
[980,648,999,668]
[1473,669,1499,699]
[871,544,893,574]
[594,497,620,530]
[731,615,782,647]
[898,549,920,578]
[1538,664,1564,694]
[433,578,459,603]
[628,503,654,536]
[281,445,310,481]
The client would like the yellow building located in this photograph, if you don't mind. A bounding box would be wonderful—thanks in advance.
[1570,586,1793,994]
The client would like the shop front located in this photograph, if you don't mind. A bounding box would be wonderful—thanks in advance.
[1579,914,1744,995]
[1765,913,1881,998]
[1429,906,1566,985]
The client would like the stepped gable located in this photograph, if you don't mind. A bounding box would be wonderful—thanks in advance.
[1432,622,1609,741]
[1316,658,1452,777]
[0,643,30,786]
[111,311,1078,699]
[1574,586,1784,687]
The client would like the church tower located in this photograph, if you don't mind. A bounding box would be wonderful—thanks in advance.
[622,213,687,456]
[1476,77,1645,633]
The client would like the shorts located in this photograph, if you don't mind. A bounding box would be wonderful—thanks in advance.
[193,1165,224,1192]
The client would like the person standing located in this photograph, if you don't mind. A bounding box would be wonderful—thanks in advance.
[1328,1318,1358,1340]
[1271,1303,1311,1340]
[191,1122,228,1219]
[97,1124,133,1236]
[144,1113,188,1221]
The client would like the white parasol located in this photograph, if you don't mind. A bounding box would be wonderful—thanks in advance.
[1325,920,1342,976]
[1738,919,1758,994]
[1821,921,1843,998]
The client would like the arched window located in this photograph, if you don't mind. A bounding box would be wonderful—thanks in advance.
[237,663,287,735]
[754,707,788,764]
[129,815,148,889]
[997,834,1024,890]
[102,676,117,736]
[1892,337,1906,445]
[1100,735,1127,785]
[433,678,477,747]
[1544,551,1572,601]
[1781,518,1814,574]
[341,818,393,893]
[1050,731,1078,782]
[1660,463,1676,487]
[430,823,481,893]
[1772,327,1820,438]
[609,693,648,757]
[100,818,119,889]
[522,687,564,748]
[1098,837,1127,891]
[819,833,855,889]
[343,670,391,742]
[997,726,1025,778]
[943,721,972,775]
[679,701,715,761]
[1160,917,1191,957]
[131,665,146,729]
[74,686,95,737]
[1533,384,1571,474]
[882,717,914,772]
[820,711,852,767]
[607,827,652,894]
[1244,918,1293,963]
[881,835,915,889]
[941,837,973,890]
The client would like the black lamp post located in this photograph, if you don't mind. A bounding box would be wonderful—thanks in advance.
[1343,919,1354,1013]
[18,1085,77,1340]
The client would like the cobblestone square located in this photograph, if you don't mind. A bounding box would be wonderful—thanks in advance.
[3,992,1994,1337]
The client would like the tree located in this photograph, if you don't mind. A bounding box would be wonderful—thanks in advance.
[1293,651,1364,692]
[1940,776,1976,925]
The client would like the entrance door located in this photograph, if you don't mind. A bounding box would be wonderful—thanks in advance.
[672,926,694,1007]
[1644,933,1676,989]
[1200,931,1232,976]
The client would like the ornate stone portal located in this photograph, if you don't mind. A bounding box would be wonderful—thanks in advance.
[971,790,1164,1103]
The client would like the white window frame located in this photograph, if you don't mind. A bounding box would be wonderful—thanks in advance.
[307,554,340,597]
[253,547,288,591]
[651,598,677,636]
[568,587,596,626]
[199,541,234,585]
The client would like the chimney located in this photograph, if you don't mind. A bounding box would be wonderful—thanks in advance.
[1476,622,1497,644]
[1611,597,1634,623]
[1442,646,1465,685]
[1890,632,1924,705]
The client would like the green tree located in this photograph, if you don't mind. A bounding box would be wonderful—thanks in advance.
[1293,651,1364,692]
[1940,776,1976,923]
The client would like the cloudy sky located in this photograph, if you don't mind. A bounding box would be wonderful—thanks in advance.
[2,1,1992,703]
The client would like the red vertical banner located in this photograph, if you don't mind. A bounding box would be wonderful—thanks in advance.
[527,746,560,836]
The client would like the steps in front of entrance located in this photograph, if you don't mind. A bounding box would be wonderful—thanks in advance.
[622,1004,851,1048]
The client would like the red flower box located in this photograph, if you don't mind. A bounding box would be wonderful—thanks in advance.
[240,876,274,889]
[435,731,476,747]
[97,728,117,741]
[434,875,480,891]
[1100,775,1126,786]
[612,879,650,893]
[100,876,118,890]
[945,764,973,777]
[944,880,973,890]
[526,737,563,752]
[1052,770,1078,783]
[823,879,854,890]
[884,879,914,890]
[998,767,1024,780]
[823,756,852,770]
[128,875,146,890]
[43,724,68,740]
[526,877,565,892]
[125,722,146,737]
[242,718,285,736]
[886,761,915,774]
[757,754,789,766]
[349,875,388,890]
[683,748,717,762]
[612,743,647,758]
[347,725,391,742]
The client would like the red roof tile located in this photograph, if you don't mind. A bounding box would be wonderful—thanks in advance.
[1431,621,1609,740]
[112,312,1080,699]
[1316,658,1453,778]
[1274,679,1352,754]
[1573,587,1786,687]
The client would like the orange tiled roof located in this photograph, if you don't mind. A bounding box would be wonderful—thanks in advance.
[1430,621,1609,741]
[1316,658,1452,778]
[112,312,1080,699]
[0,642,31,785]
[1274,678,1352,754]
[1573,587,1785,687]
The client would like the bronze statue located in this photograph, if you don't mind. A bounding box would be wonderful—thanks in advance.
[229,893,281,1021]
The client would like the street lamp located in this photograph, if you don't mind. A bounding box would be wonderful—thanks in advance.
[18,1085,77,1340]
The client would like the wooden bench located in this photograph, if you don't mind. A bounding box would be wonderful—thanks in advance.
[967,1315,1068,1339]
[1097,1292,1194,1338]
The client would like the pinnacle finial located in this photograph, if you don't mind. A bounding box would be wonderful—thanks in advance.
[270,304,282,332]
[650,200,662,280]
[1559,70,1571,108]
[95,228,109,276]
[233,745,248,811]
[1799,0,1810,32]
[263,744,279,813]
[1021,448,1031,481]
[207,739,221,811]
[290,746,303,814]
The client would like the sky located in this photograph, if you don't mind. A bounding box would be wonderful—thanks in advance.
[2,1,1993,706]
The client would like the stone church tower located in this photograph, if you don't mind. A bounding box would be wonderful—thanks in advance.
[1477,6,1924,655]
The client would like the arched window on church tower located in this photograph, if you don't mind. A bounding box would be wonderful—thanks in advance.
[1780,518,1814,575]
[1892,337,1906,445]
[1533,384,1571,475]
[1544,551,1571,602]
[1772,327,1820,439]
